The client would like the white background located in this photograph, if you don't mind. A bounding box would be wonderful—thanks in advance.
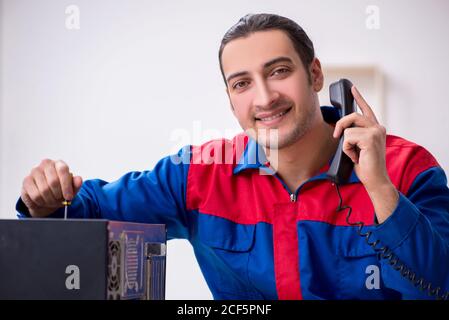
[1,0,448,299]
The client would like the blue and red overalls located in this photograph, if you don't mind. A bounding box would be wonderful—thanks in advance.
[17,106,449,299]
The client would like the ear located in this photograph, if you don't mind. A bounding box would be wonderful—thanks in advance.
[309,57,324,92]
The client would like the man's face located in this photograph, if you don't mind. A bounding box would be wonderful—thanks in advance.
[221,29,323,149]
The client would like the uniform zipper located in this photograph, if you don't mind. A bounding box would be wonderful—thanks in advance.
[262,163,299,203]
[290,193,297,202]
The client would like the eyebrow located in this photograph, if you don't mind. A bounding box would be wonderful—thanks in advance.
[225,56,294,84]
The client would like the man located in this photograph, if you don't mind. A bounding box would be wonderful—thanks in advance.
[17,13,449,300]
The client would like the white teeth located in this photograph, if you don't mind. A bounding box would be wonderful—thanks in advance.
[260,109,288,121]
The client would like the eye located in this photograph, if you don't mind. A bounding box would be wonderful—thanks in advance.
[232,80,249,90]
[271,67,290,76]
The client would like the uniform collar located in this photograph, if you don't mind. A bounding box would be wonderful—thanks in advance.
[232,106,360,184]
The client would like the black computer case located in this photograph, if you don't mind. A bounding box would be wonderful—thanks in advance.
[0,219,166,300]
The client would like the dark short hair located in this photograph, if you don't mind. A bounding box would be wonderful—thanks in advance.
[219,13,315,86]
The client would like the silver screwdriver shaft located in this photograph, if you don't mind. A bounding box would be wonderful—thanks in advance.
[62,200,71,219]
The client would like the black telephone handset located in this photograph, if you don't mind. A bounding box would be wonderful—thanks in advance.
[326,78,357,184]
[327,79,449,300]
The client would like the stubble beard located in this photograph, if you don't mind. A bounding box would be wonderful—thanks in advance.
[255,105,317,150]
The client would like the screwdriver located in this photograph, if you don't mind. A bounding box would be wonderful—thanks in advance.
[62,200,71,219]
[62,173,74,219]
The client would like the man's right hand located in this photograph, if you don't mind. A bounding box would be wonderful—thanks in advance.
[20,159,83,217]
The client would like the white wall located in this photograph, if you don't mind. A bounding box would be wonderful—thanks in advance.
[1,0,448,299]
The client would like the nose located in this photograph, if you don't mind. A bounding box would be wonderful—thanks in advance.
[253,78,280,109]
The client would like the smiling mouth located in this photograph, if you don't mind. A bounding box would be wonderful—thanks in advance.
[255,106,292,122]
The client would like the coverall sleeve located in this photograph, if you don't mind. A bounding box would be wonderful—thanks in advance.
[370,162,449,299]
[16,146,193,240]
